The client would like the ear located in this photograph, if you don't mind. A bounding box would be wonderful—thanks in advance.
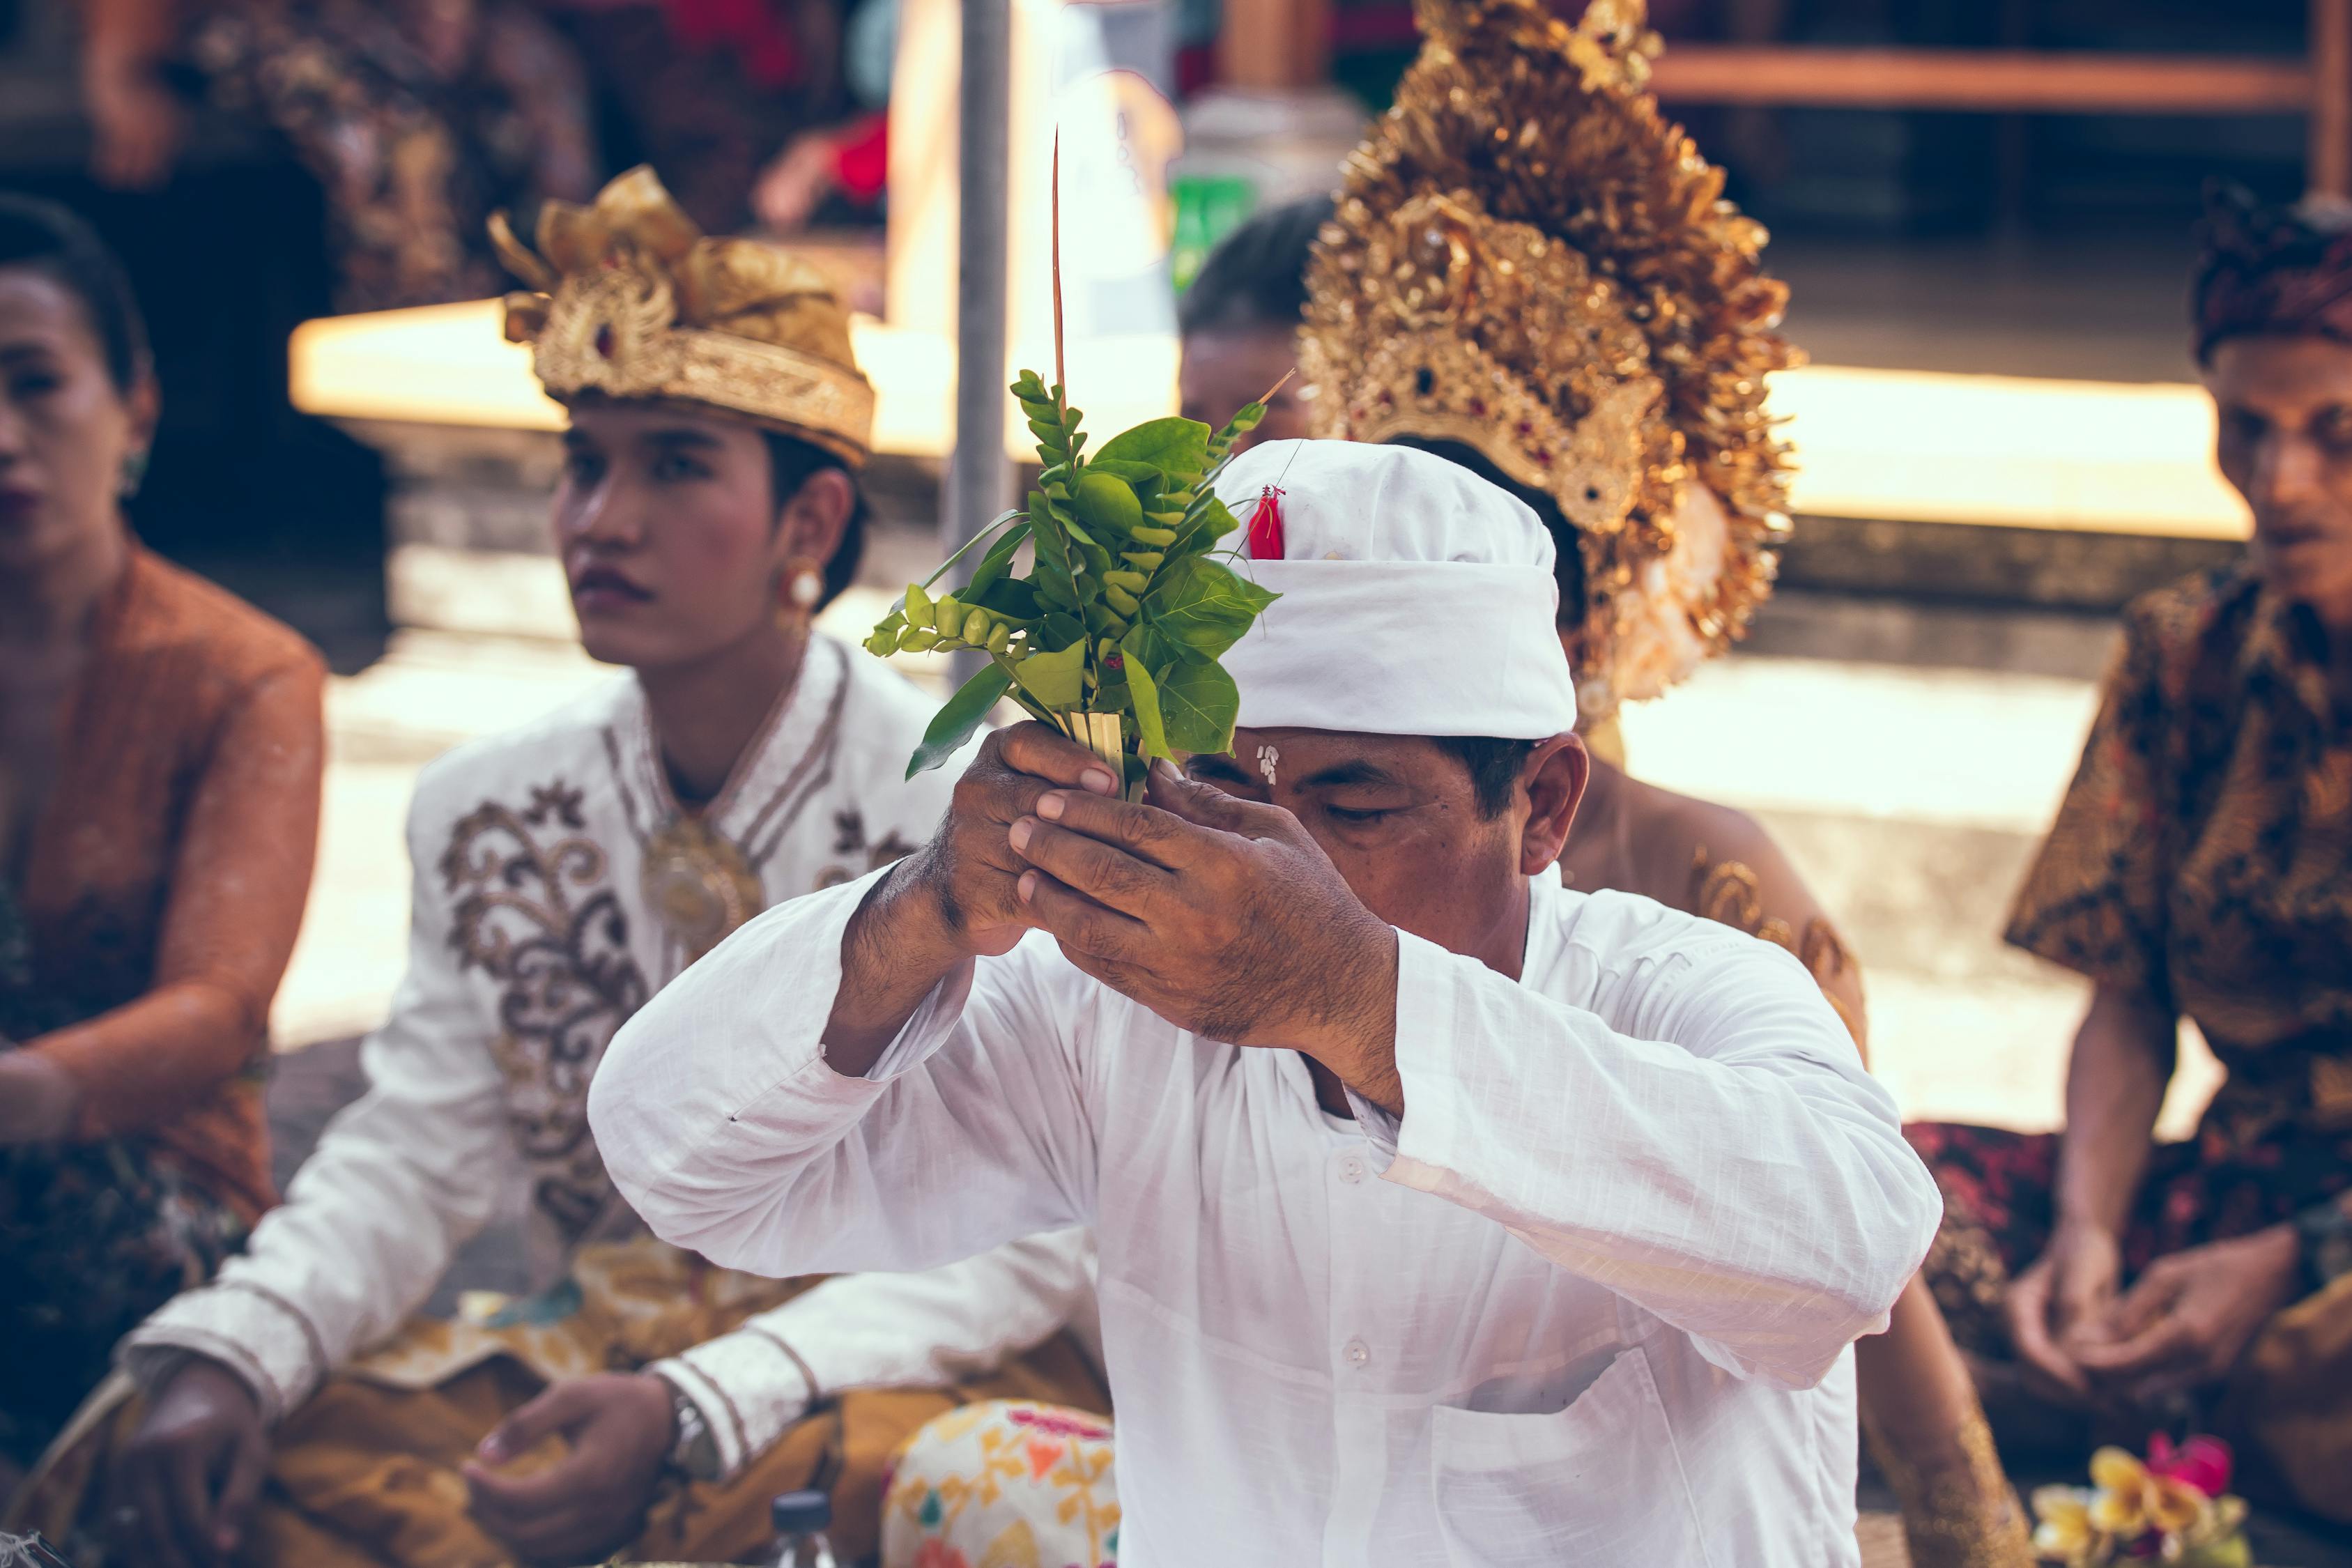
[1516,732,1587,877]
[124,371,160,455]
[773,464,854,571]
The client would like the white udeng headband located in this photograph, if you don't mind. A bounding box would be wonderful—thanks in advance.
[1222,558,1580,742]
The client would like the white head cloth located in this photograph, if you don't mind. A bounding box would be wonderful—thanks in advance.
[1215,439,1579,741]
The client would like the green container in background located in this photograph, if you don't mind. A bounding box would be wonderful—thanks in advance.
[1169,174,1260,294]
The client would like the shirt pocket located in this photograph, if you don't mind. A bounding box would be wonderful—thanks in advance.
[1429,1344,1709,1567]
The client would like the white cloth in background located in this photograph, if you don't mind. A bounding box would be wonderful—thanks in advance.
[1217,439,1582,740]
[591,866,1940,1565]
[121,637,1097,1483]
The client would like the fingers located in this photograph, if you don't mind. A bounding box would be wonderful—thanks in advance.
[167,1436,227,1568]
[466,1449,590,1531]
[1029,788,1201,869]
[122,1450,201,1568]
[210,1422,272,1558]
[477,1382,589,1467]
[1015,868,1148,964]
[1147,758,1293,839]
[2006,1263,2089,1397]
[1009,813,1171,917]
[2073,1301,2199,1380]
[991,722,1122,797]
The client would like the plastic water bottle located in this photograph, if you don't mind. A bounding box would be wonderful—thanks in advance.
[770,1490,839,1568]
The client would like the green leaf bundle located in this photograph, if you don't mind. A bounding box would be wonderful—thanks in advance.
[868,375,1277,792]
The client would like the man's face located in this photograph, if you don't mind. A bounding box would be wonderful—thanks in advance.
[1184,726,1583,967]
[1180,327,1314,454]
[552,401,804,670]
[2208,333,2352,627]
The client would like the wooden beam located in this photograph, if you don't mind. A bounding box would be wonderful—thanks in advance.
[2312,0,2352,195]
[1647,46,2313,114]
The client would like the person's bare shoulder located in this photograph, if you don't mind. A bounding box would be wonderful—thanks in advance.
[1614,775,1870,1047]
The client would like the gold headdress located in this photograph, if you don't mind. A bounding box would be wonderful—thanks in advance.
[493,167,875,465]
[1300,0,1798,716]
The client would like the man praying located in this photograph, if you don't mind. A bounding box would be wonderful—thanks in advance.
[591,440,1943,1564]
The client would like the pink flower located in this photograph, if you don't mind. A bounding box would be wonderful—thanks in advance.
[2146,1434,2234,1499]
[1006,1406,1112,1443]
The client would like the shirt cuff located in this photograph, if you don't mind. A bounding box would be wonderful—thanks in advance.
[121,1280,330,1425]
[650,1328,815,1484]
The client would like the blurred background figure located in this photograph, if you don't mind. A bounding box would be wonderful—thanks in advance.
[1907,182,2352,1527]
[0,193,325,1483]
[82,0,599,309]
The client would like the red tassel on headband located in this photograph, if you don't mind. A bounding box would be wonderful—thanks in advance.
[1246,484,1286,560]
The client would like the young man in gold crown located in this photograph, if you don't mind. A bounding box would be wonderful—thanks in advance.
[18,168,1102,1568]
[1286,2,2032,1562]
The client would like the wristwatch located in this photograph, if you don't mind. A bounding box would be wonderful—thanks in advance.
[2293,1195,2352,1296]
[659,1376,723,1482]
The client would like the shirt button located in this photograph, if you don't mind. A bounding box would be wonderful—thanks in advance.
[1337,1155,1366,1185]
[1344,1337,1371,1369]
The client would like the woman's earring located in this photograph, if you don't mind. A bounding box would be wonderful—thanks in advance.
[118,447,151,500]
[775,559,825,628]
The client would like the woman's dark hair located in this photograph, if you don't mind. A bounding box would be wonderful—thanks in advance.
[1178,194,1335,338]
[763,431,868,608]
[0,194,151,394]
[1383,434,1586,636]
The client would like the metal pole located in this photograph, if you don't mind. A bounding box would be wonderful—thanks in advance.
[944,0,1015,686]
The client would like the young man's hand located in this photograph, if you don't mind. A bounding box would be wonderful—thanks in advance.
[112,1357,270,1568]
[1005,759,1401,1110]
[463,1371,678,1565]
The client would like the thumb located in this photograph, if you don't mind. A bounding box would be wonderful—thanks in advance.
[477,1381,589,1466]
[1146,758,1284,837]
[211,1424,271,1554]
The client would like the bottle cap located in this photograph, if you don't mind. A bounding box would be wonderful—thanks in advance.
[772,1489,832,1533]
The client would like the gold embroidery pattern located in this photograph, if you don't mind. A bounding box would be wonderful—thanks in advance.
[443,783,650,1243]
[1689,846,1860,1040]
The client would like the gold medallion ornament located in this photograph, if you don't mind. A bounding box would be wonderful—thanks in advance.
[639,814,767,962]
[1301,0,1799,718]
[491,166,875,464]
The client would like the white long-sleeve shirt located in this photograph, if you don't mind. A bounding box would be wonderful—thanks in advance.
[123,640,1098,1481]
[592,863,1942,1565]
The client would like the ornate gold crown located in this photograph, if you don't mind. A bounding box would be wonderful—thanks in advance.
[492,167,875,465]
[1301,0,1799,716]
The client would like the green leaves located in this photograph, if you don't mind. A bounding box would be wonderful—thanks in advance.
[1142,555,1279,659]
[886,367,1273,783]
[1119,641,1170,762]
[907,663,1012,778]
[1008,638,1087,709]
[1153,659,1240,754]
[1091,417,1210,484]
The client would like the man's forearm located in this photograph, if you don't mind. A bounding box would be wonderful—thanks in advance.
[822,854,974,1076]
[2057,983,2175,1236]
[1306,923,1404,1116]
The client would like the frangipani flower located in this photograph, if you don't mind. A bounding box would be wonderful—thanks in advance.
[2034,1438,2254,1567]
[2033,1485,2114,1567]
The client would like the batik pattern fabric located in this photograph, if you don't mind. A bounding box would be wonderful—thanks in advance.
[0,880,248,1470]
[1910,565,2352,1521]
[190,0,594,310]
[882,1401,1120,1568]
